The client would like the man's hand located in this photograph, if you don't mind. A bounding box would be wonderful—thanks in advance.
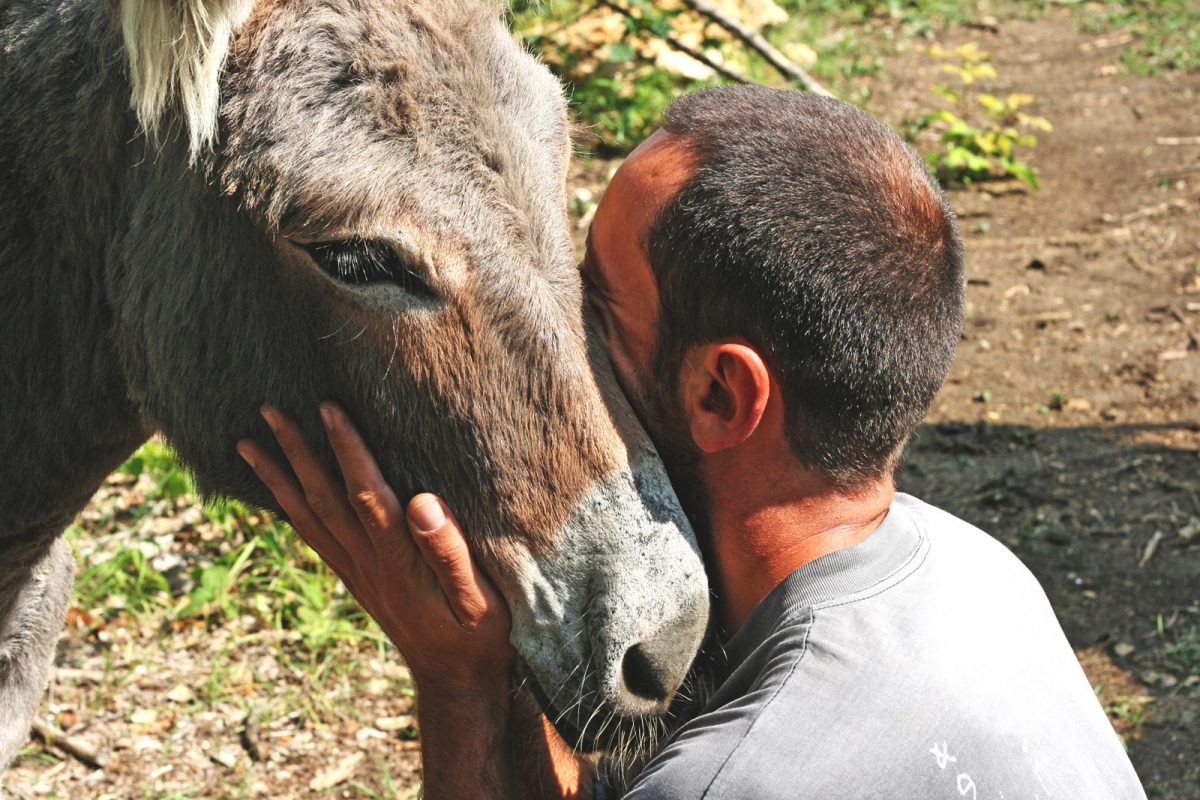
[237,403,592,799]
[235,402,515,695]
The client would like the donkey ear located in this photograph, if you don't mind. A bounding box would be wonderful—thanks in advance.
[117,0,256,159]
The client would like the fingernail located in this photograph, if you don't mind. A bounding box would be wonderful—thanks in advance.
[319,403,335,432]
[260,406,278,433]
[236,442,256,469]
[409,496,446,533]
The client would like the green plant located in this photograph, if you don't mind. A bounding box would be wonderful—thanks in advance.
[1162,625,1200,677]
[511,0,717,153]
[908,42,1051,188]
[118,439,194,503]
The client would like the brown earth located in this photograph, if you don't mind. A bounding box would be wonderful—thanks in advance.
[873,11,1199,798]
[6,7,1199,800]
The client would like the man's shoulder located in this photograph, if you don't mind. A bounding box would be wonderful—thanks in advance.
[892,492,1043,593]
[618,494,1146,800]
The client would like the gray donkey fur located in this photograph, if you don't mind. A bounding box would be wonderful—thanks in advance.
[0,0,708,775]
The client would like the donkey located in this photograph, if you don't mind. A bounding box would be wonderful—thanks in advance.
[0,0,710,772]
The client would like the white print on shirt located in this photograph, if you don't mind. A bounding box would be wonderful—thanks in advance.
[930,742,958,770]
[930,741,976,798]
[929,740,1053,800]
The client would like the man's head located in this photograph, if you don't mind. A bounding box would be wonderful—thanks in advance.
[583,86,964,512]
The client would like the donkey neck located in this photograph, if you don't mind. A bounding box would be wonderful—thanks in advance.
[0,0,150,538]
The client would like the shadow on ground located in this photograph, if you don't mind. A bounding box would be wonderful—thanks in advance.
[898,421,1200,797]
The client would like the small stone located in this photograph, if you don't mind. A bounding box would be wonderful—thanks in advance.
[167,684,195,704]
[1113,642,1136,658]
[374,715,415,732]
[309,752,365,791]
[1065,398,1092,413]
[130,708,158,725]
[355,726,387,742]
[211,747,241,769]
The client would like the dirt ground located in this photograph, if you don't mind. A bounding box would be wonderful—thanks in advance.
[876,12,1200,797]
[5,7,1198,799]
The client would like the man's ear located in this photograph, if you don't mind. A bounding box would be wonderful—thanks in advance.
[680,342,771,454]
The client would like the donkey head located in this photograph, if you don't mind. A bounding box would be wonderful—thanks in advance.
[109,0,708,750]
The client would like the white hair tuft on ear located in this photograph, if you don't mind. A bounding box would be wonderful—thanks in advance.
[118,0,256,160]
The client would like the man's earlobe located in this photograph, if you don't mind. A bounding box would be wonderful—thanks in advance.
[684,342,771,454]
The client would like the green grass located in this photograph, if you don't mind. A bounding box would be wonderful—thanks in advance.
[72,441,385,666]
[1078,0,1200,74]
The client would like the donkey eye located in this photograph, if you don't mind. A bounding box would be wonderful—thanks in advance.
[300,238,434,298]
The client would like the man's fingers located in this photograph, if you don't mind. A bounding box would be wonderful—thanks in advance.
[236,439,353,577]
[260,406,366,549]
[319,403,405,543]
[407,495,503,632]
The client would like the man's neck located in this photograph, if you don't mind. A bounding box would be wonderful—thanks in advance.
[703,467,895,634]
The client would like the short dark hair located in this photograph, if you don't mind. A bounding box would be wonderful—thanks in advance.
[646,86,965,489]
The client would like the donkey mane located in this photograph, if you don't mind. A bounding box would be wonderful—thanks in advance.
[117,0,511,160]
[118,0,255,158]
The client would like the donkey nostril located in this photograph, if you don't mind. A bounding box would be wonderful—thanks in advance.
[620,642,674,704]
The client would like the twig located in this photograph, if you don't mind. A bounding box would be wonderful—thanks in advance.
[30,719,109,768]
[1146,164,1200,180]
[1167,306,1200,351]
[53,668,107,684]
[1156,136,1200,146]
[241,709,264,761]
[1138,530,1165,568]
[677,0,833,97]
[596,0,749,86]
[1110,198,1189,224]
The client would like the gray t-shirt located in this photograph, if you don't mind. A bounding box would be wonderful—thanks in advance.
[608,493,1145,799]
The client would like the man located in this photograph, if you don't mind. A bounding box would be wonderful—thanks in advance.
[238,87,1145,798]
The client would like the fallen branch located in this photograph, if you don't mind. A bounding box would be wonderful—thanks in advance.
[30,718,109,769]
[677,0,832,97]
[596,0,749,86]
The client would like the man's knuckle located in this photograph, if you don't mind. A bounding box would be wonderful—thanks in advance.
[350,487,380,512]
[304,490,332,518]
[354,488,399,528]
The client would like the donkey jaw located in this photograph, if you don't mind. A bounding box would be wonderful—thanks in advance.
[503,462,710,748]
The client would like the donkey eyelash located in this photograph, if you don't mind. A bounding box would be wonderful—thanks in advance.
[300,237,434,299]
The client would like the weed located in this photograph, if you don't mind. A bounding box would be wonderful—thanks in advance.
[1162,626,1200,677]
[906,42,1050,188]
[1104,693,1150,734]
